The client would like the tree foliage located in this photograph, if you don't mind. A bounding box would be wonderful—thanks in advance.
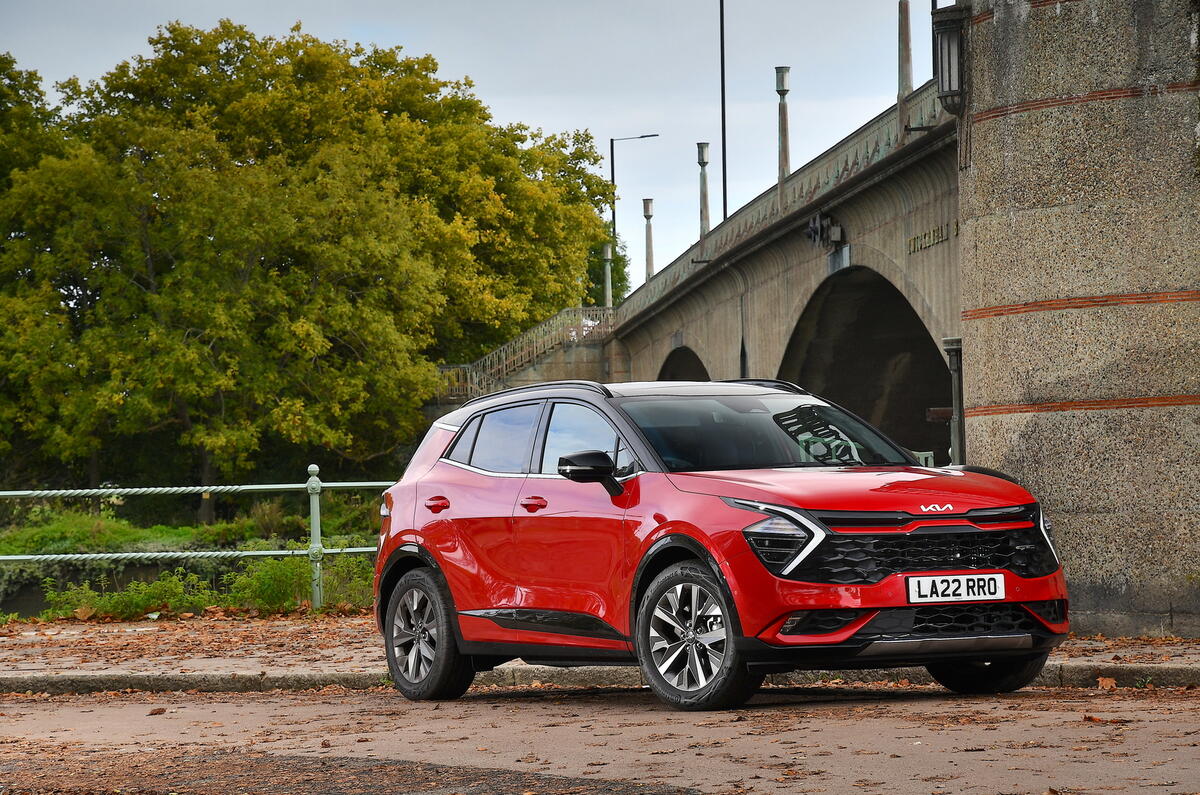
[0,22,611,491]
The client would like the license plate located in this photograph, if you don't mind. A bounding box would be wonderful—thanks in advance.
[906,573,1005,603]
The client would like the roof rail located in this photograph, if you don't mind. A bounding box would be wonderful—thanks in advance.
[462,380,614,407]
[717,378,809,394]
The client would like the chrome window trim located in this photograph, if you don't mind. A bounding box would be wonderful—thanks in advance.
[431,421,461,433]
[440,458,528,479]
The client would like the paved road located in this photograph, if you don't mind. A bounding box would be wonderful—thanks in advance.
[1,682,1197,794]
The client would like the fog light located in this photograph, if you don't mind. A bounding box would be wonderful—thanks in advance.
[780,608,866,635]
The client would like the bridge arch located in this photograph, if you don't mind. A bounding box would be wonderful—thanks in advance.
[657,346,710,381]
[776,265,951,463]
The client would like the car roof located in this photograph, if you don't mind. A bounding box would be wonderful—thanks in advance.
[434,379,813,428]
[604,380,798,397]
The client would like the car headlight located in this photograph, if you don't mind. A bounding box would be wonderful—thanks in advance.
[1038,506,1060,564]
[722,497,826,576]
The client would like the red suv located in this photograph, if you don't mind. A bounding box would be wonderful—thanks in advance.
[374,380,1067,709]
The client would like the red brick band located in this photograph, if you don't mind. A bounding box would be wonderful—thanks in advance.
[961,290,1200,321]
[973,80,1200,124]
[966,395,1200,418]
[972,0,1085,25]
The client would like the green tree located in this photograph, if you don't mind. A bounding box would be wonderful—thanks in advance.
[584,239,631,307]
[0,23,610,510]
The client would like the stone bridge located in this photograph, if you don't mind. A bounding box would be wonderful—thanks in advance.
[442,0,1200,637]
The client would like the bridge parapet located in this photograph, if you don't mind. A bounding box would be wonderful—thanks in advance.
[439,306,614,400]
[615,80,946,331]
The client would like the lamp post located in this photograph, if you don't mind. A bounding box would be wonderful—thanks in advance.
[932,3,968,116]
[719,0,729,219]
[609,133,659,270]
[697,142,711,238]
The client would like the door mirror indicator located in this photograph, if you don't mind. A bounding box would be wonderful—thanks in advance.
[558,450,623,497]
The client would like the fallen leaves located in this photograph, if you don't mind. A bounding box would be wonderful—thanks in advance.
[1083,714,1132,725]
[1097,676,1117,690]
[147,707,166,715]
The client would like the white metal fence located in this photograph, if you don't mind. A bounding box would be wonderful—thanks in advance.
[0,464,392,609]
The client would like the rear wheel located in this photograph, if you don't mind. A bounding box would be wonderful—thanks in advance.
[384,568,475,701]
[635,562,763,710]
[926,652,1049,694]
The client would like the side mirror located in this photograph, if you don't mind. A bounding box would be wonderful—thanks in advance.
[558,450,623,497]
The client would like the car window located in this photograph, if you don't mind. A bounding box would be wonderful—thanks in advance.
[617,395,909,472]
[539,403,620,474]
[445,416,481,465]
[470,403,541,473]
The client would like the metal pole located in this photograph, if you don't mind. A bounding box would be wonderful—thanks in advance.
[609,137,617,244]
[697,142,711,238]
[306,463,324,609]
[943,338,965,464]
[602,242,613,307]
[608,134,658,277]
[719,0,729,219]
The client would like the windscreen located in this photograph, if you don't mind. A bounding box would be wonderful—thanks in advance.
[616,395,911,472]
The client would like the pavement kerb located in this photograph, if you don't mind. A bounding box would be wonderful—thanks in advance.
[0,660,1194,695]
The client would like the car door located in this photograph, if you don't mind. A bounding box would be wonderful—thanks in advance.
[510,400,637,643]
[417,401,543,615]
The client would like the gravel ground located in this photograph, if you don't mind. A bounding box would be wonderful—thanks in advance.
[2,614,1197,676]
[1,681,1197,794]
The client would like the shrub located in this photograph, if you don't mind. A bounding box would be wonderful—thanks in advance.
[223,556,311,612]
[41,569,223,620]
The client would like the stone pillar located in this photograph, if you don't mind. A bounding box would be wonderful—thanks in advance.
[897,0,913,138]
[643,198,654,281]
[959,0,1200,635]
[697,142,711,238]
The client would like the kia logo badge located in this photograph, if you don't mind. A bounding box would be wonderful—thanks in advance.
[921,504,954,512]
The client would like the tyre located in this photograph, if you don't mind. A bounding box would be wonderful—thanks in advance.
[384,568,475,700]
[635,561,763,710]
[926,652,1049,694]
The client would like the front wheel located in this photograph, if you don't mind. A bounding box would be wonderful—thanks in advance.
[926,652,1049,694]
[635,562,763,710]
[384,568,475,701]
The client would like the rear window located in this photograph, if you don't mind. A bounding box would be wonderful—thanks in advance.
[445,416,480,465]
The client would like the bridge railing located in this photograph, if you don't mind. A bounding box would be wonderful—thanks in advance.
[439,306,614,400]
[616,80,946,329]
[0,464,392,610]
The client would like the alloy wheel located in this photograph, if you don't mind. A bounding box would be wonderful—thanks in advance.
[648,582,727,691]
[392,587,438,682]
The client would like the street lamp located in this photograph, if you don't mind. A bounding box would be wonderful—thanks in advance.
[932,3,968,116]
[608,133,658,280]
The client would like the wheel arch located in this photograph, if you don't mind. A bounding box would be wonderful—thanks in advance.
[377,543,445,633]
[629,534,744,638]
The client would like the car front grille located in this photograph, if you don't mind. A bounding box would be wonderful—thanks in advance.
[857,603,1044,640]
[782,520,1058,585]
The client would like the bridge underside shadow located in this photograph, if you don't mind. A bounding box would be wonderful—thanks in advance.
[657,346,710,381]
[777,266,951,464]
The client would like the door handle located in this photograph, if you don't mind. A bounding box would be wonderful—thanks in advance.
[424,496,450,513]
[519,496,548,513]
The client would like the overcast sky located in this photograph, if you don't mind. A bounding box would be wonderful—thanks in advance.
[1,1,934,293]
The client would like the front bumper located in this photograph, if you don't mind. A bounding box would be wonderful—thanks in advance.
[736,627,1066,672]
